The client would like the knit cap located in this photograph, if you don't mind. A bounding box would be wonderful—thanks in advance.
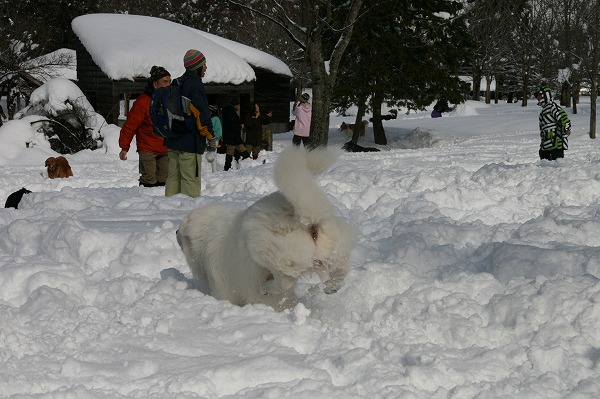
[149,66,170,82]
[300,93,310,102]
[184,49,206,71]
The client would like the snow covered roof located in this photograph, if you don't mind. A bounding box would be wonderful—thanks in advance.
[71,14,292,85]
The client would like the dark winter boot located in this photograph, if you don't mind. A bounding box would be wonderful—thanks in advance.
[224,154,233,171]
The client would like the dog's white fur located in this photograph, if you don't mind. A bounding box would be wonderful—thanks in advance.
[177,146,357,310]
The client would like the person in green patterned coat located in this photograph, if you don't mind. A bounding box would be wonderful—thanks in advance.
[534,85,571,160]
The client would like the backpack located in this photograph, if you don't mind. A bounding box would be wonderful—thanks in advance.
[150,80,214,140]
[149,81,186,138]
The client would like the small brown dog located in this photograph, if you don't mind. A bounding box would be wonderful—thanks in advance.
[45,156,73,179]
[340,120,368,137]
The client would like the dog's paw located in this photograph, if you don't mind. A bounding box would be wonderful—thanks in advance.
[261,280,284,295]
[261,285,273,295]
[261,274,295,295]
[323,280,341,295]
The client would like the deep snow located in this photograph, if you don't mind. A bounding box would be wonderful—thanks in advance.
[2,89,600,398]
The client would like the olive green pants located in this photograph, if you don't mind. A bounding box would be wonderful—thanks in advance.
[165,150,202,198]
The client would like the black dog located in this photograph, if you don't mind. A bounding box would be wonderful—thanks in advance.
[342,141,380,153]
[5,188,32,209]
[369,109,398,123]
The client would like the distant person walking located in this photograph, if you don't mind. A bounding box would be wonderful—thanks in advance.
[221,96,250,171]
[209,105,222,142]
[164,49,216,197]
[119,66,171,187]
[292,92,312,147]
[534,85,571,161]
[244,102,271,160]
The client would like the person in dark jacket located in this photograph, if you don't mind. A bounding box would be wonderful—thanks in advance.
[221,96,250,171]
[119,66,171,187]
[244,102,271,160]
[165,49,216,198]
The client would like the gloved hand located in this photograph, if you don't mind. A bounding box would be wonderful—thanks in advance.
[207,138,217,152]
[205,151,216,163]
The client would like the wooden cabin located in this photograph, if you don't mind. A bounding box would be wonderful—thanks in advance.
[72,15,292,138]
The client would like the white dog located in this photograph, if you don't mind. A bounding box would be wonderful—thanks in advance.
[176,146,357,310]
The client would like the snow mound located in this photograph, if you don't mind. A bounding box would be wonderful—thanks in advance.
[449,102,479,117]
[395,127,442,149]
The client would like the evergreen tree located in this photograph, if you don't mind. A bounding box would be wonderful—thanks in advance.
[335,0,471,145]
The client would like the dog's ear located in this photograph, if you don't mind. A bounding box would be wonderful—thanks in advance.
[45,157,54,167]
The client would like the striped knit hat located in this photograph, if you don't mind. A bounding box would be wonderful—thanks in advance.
[184,49,206,71]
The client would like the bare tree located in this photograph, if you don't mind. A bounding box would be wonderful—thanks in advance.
[0,29,72,116]
[0,0,92,114]
[537,0,588,110]
[585,0,600,138]
[466,0,526,103]
[227,0,364,147]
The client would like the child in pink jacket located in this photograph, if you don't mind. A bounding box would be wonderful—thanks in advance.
[292,93,312,146]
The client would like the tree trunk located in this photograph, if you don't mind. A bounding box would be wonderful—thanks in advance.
[561,81,571,107]
[572,70,578,115]
[591,81,597,139]
[472,66,482,101]
[590,0,600,138]
[307,74,333,149]
[6,92,15,120]
[371,95,387,145]
[352,102,367,144]
[307,37,333,148]
[521,61,530,107]
[304,0,363,148]
[494,81,499,104]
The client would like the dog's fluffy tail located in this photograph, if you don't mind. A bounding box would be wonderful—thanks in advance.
[274,146,340,224]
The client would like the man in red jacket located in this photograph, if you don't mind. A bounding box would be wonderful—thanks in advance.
[119,66,172,187]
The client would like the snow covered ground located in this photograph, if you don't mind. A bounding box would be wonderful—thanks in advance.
[2,95,600,398]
